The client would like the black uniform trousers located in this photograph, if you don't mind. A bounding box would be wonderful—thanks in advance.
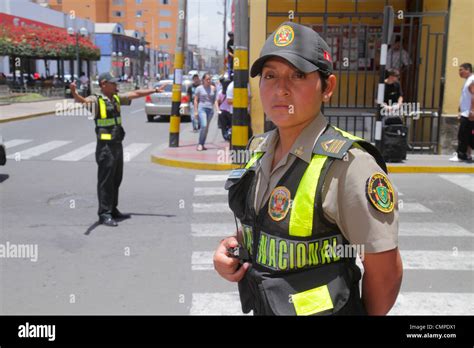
[96,140,123,217]
[457,116,474,159]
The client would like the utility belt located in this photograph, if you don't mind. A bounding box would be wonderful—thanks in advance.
[238,258,366,316]
[95,125,125,143]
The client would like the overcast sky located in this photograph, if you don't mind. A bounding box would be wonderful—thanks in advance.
[187,0,232,53]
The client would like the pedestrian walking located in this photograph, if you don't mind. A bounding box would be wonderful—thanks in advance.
[187,74,201,132]
[450,62,474,162]
[194,73,218,151]
[217,78,233,141]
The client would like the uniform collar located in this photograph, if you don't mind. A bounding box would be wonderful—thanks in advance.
[97,93,117,101]
[287,113,328,163]
[254,113,328,162]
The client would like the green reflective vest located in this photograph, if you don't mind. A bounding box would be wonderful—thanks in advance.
[227,124,386,315]
[95,94,122,128]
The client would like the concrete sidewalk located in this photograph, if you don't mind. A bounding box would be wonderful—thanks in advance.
[0,98,83,123]
[151,114,474,173]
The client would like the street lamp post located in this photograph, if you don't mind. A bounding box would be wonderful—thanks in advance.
[112,51,123,78]
[158,52,163,79]
[67,26,88,80]
[217,8,226,72]
[138,43,145,87]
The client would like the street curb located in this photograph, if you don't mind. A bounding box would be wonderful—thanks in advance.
[151,154,240,171]
[151,154,474,173]
[0,103,86,124]
[387,166,474,174]
[0,110,56,123]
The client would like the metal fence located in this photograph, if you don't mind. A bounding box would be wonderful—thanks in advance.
[267,0,448,154]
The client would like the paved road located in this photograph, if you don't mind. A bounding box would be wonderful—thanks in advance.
[0,99,472,314]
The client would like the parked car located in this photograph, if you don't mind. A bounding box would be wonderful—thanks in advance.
[145,79,193,122]
[0,136,6,166]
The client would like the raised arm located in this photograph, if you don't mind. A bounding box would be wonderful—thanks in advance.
[70,81,92,105]
[125,84,167,100]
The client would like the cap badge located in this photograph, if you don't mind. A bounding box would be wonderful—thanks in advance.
[273,25,295,47]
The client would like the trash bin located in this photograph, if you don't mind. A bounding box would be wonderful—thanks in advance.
[382,118,408,162]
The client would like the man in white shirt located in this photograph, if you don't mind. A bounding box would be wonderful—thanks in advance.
[450,63,474,162]
[386,37,411,72]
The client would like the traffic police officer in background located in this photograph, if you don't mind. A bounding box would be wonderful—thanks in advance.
[213,22,403,315]
[70,72,167,227]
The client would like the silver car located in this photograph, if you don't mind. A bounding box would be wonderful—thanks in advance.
[145,79,193,122]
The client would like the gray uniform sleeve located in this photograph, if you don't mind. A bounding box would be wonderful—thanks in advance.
[118,93,132,106]
[84,95,99,118]
[321,147,399,253]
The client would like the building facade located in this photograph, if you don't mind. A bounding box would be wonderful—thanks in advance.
[248,0,472,154]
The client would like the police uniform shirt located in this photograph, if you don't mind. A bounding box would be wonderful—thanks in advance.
[85,93,132,118]
[253,113,399,253]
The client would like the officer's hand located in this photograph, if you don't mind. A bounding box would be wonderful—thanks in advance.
[213,236,249,282]
[70,81,77,94]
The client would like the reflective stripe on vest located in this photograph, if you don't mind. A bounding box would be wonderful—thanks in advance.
[98,95,121,123]
[333,126,363,142]
[245,152,264,169]
[96,117,122,127]
[244,150,330,238]
[289,154,329,237]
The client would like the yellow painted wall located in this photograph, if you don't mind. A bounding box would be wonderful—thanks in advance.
[443,0,474,116]
[249,0,267,134]
[415,0,448,111]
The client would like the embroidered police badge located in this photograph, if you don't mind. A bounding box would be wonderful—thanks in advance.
[366,173,395,213]
[268,186,291,221]
[273,25,294,47]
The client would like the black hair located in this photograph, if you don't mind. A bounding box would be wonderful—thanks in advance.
[192,74,199,79]
[319,72,329,94]
[386,68,400,77]
[202,73,211,80]
[221,79,231,95]
[460,63,472,72]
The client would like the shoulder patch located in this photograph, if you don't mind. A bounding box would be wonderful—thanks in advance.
[313,133,354,159]
[366,172,395,213]
[247,131,273,152]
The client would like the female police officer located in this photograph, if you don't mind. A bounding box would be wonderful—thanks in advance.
[213,22,403,316]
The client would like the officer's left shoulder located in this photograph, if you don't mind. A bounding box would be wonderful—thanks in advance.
[330,147,396,214]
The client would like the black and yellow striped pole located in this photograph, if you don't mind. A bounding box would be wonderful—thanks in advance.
[231,0,250,161]
[169,0,187,147]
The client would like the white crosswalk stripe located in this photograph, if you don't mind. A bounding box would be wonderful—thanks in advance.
[123,143,151,162]
[191,249,474,273]
[194,187,227,196]
[399,202,432,213]
[191,223,235,237]
[401,250,473,271]
[3,140,153,162]
[6,140,71,160]
[191,251,214,271]
[399,223,473,237]
[389,292,474,315]
[190,292,246,315]
[193,203,232,213]
[195,174,229,182]
[3,139,33,148]
[439,174,474,193]
[52,142,96,161]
